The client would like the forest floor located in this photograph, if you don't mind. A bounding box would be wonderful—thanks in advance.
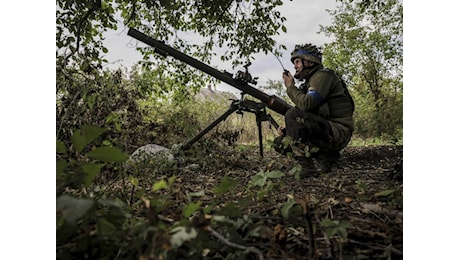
[163,143,403,259]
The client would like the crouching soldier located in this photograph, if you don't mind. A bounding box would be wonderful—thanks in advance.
[274,43,355,177]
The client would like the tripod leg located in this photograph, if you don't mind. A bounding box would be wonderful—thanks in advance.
[257,118,263,157]
[258,114,280,157]
[267,113,280,130]
[180,104,238,151]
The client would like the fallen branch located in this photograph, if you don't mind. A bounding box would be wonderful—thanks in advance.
[348,239,403,256]
[351,226,389,239]
[358,202,403,223]
[205,226,264,260]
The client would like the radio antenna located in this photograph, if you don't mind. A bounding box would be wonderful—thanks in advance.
[270,50,289,74]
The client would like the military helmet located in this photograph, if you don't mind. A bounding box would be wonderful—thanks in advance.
[290,43,322,65]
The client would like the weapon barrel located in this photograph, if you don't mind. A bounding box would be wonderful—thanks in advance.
[128,28,293,116]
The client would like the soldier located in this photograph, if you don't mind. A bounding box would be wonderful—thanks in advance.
[275,43,355,177]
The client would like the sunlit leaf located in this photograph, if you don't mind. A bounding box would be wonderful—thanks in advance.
[182,201,201,218]
[168,175,176,185]
[129,175,138,186]
[153,179,168,191]
[102,140,112,146]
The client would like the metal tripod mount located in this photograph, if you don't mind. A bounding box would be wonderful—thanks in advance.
[179,93,280,157]
[127,28,293,157]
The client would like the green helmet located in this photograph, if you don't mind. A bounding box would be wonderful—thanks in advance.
[290,43,322,65]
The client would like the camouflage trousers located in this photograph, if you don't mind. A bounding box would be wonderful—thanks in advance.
[274,108,352,155]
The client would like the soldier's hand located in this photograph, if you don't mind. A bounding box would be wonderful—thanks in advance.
[282,71,294,88]
[277,126,286,136]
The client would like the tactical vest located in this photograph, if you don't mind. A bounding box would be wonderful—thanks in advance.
[304,68,355,131]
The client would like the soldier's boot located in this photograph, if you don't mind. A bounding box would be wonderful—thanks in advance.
[316,151,341,173]
[297,157,321,178]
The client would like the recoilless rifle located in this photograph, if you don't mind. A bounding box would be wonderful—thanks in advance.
[128,28,293,157]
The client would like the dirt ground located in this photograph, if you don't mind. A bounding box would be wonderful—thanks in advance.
[172,144,403,259]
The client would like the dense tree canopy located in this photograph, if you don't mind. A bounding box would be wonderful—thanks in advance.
[56,0,292,107]
[56,0,287,68]
[320,0,403,138]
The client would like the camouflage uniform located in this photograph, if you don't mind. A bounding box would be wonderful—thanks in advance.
[275,58,355,175]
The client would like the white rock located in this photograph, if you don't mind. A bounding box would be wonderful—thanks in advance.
[129,144,174,163]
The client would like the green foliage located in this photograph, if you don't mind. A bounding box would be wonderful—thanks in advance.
[319,219,352,241]
[375,187,403,209]
[55,94,284,257]
[55,62,401,259]
[250,169,285,188]
[320,0,403,139]
[152,179,169,192]
[213,175,238,196]
[56,125,128,193]
[248,169,285,200]
[56,0,289,100]
[71,125,108,153]
[57,123,179,258]
[57,195,95,225]
[56,66,150,153]
[355,179,369,193]
[218,202,243,218]
[259,79,288,99]
[281,199,297,219]
[87,146,129,162]
[348,135,402,146]
[182,202,202,218]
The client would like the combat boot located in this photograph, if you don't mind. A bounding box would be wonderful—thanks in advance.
[296,157,321,178]
[316,151,341,173]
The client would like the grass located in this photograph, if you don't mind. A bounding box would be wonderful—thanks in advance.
[348,135,403,147]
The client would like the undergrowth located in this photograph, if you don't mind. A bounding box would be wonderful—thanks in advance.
[56,69,402,259]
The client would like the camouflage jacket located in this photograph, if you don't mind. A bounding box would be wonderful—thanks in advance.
[286,65,355,131]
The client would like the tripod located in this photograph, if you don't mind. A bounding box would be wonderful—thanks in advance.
[179,94,280,157]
